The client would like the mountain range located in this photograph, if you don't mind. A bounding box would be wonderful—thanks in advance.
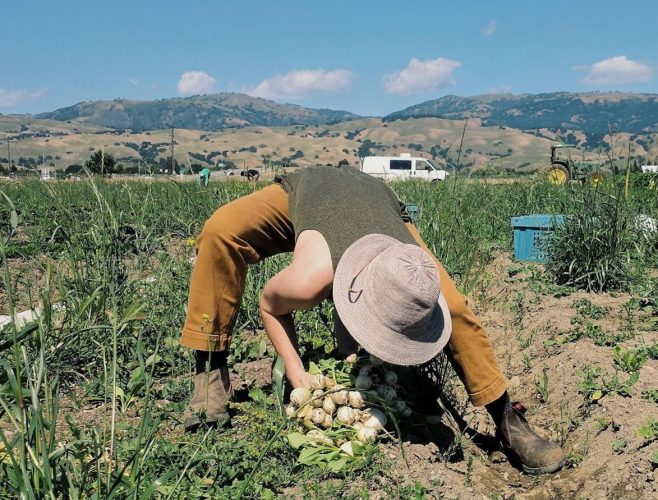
[34,93,360,131]
[384,92,658,141]
[27,91,658,141]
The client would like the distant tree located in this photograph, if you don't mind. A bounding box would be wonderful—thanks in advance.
[85,150,117,174]
[338,159,350,167]
[430,144,451,160]
[122,165,138,175]
[566,133,578,145]
[65,164,83,175]
[358,139,380,158]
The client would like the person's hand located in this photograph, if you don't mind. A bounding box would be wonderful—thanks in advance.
[345,353,358,364]
[287,367,315,389]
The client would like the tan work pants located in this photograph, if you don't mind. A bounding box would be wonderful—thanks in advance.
[181,184,506,406]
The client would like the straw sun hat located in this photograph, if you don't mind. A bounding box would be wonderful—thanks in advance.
[333,234,452,366]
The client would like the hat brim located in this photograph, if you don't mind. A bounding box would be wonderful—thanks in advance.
[333,234,452,366]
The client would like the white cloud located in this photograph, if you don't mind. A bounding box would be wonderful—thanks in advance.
[0,87,46,108]
[248,69,354,100]
[384,57,462,95]
[128,78,140,86]
[177,71,216,96]
[482,20,497,36]
[582,56,652,85]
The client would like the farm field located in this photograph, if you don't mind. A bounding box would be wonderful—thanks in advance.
[1,174,658,498]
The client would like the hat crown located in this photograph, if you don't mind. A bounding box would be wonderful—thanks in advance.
[334,233,452,367]
[361,244,441,339]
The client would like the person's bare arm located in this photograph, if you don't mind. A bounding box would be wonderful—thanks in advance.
[259,230,333,388]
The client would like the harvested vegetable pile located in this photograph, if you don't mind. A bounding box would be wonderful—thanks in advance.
[284,355,413,471]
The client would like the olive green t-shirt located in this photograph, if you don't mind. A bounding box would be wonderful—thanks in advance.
[276,166,417,270]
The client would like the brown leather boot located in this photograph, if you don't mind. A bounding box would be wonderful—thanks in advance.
[498,403,565,474]
[184,353,232,431]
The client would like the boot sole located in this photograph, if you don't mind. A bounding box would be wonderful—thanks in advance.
[521,457,566,475]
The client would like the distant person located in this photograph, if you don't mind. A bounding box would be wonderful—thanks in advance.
[240,169,260,182]
[198,168,211,186]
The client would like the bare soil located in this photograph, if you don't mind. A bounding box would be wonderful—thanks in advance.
[366,253,658,499]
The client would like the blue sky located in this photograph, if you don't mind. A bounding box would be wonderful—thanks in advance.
[2,0,657,116]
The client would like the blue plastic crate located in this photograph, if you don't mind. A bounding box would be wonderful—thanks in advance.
[511,214,565,262]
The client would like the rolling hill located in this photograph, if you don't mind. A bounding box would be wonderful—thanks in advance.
[384,92,658,149]
[35,93,360,131]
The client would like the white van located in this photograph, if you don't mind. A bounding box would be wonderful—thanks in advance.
[361,153,448,182]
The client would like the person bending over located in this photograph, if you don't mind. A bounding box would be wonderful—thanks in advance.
[240,169,260,182]
[180,165,564,475]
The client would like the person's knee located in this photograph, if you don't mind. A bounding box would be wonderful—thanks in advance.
[197,206,252,255]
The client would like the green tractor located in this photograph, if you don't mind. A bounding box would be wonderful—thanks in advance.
[546,144,606,186]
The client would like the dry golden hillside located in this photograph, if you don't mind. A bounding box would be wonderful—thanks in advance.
[0,115,651,174]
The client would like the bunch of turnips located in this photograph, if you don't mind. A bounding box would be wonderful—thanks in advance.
[285,355,412,450]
